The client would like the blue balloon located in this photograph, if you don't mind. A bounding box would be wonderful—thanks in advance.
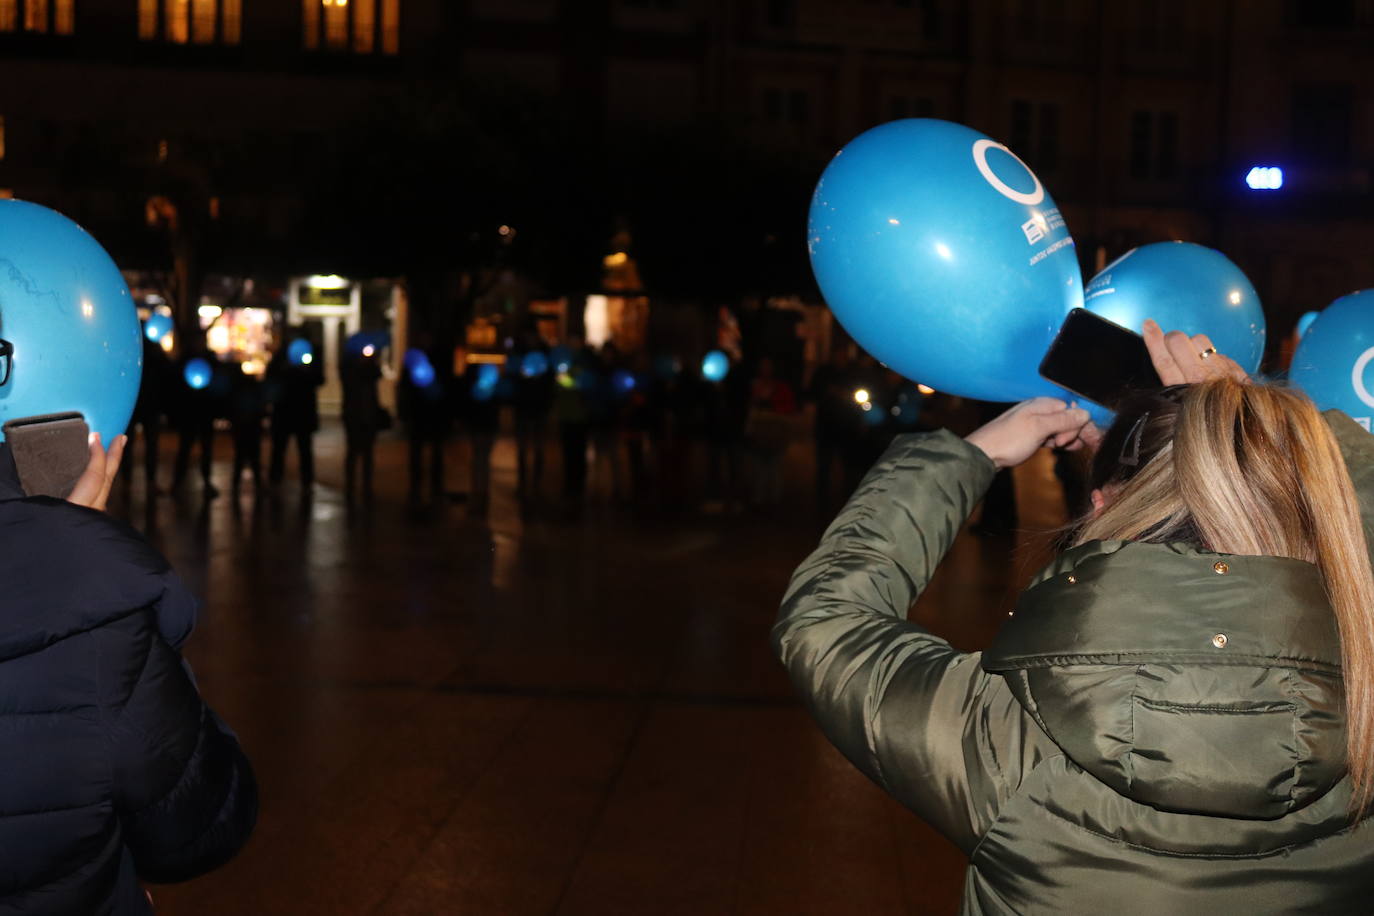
[1290,290,1374,431]
[1296,311,1319,339]
[0,201,141,443]
[702,350,730,382]
[144,311,173,343]
[521,351,549,378]
[611,369,636,396]
[549,345,573,373]
[470,362,499,400]
[405,348,436,388]
[288,338,314,367]
[808,119,1082,402]
[1083,242,1265,373]
[344,330,389,358]
[184,357,212,391]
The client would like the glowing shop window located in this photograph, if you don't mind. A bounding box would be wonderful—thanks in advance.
[54,0,72,33]
[0,2,15,32]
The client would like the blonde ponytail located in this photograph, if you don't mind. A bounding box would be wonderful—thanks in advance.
[1079,380,1374,816]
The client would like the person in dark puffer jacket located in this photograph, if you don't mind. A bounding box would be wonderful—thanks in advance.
[0,435,257,915]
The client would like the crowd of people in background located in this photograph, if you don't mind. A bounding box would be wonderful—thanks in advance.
[124,325,978,523]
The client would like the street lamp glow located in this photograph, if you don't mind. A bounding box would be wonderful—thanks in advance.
[854,388,870,405]
[1245,166,1284,190]
[306,274,349,289]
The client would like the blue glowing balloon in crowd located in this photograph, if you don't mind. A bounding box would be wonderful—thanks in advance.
[288,338,315,367]
[611,369,636,396]
[470,362,499,401]
[0,200,142,443]
[184,357,212,391]
[521,351,549,378]
[1083,242,1265,373]
[1290,290,1374,431]
[808,119,1082,402]
[405,348,436,388]
[144,311,173,343]
[550,345,573,373]
[344,330,389,359]
[702,350,730,382]
[1297,311,1320,339]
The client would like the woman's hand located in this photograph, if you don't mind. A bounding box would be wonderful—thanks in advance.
[966,398,1094,470]
[67,433,126,511]
[1142,319,1250,386]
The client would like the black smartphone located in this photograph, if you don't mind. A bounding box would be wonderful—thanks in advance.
[1039,309,1163,408]
[2,412,90,499]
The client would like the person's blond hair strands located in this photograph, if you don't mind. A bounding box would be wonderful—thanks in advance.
[1077,379,1374,817]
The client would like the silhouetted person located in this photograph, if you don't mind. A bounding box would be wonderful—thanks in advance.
[462,363,501,516]
[809,345,855,511]
[171,353,223,499]
[553,345,590,509]
[128,335,174,495]
[341,348,384,506]
[745,356,798,508]
[227,366,266,498]
[267,341,323,491]
[514,345,553,500]
[399,343,449,507]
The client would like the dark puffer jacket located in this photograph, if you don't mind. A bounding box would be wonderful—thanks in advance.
[0,446,257,914]
[775,412,1374,915]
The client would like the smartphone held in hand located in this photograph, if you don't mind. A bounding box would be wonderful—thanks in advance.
[2,412,91,499]
[1039,309,1163,409]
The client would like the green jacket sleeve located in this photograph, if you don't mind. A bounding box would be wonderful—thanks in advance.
[772,430,1037,853]
[1326,409,1374,555]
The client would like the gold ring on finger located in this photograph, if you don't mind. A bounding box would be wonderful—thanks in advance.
[1199,347,1218,359]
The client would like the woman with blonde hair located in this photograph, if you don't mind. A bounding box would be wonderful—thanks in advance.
[775,321,1374,914]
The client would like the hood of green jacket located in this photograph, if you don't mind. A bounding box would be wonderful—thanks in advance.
[983,539,1346,821]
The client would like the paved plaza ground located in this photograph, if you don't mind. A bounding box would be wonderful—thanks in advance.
[108,421,1070,915]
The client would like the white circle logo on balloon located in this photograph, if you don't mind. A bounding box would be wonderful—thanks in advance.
[972,139,1045,206]
[1353,346,1374,409]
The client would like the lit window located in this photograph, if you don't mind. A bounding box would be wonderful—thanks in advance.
[305,0,399,54]
[0,0,74,34]
[138,0,241,45]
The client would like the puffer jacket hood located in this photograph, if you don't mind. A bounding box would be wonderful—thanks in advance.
[983,539,1345,822]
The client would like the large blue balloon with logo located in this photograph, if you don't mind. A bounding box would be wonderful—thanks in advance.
[808,119,1082,401]
[1291,290,1374,430]
[1083,242,1265,373]
[0,200,141,443]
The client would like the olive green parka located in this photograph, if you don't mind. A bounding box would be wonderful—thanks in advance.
[774,411,1374,915]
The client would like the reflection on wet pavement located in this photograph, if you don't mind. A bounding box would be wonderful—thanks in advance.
[113,423,1067,915]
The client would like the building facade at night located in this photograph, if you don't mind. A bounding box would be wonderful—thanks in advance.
[0,0,1370,359]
